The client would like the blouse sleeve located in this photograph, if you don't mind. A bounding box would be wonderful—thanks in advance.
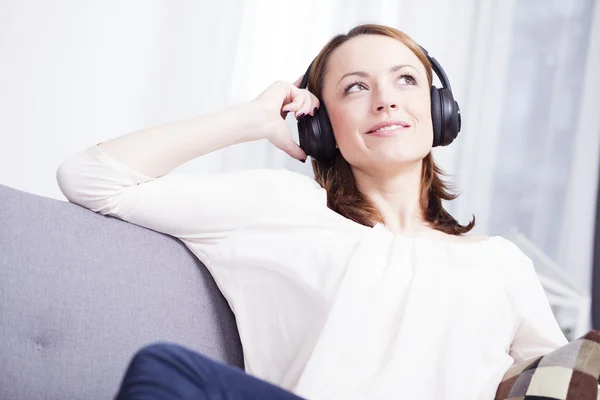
[507,246,569,362]
[56,144,313,259]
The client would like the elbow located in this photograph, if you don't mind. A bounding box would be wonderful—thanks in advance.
[55,152,120,215]
[55,147,141,218]
[56,156,82,205]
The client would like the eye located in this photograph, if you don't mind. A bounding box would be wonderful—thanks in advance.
[343,80,367,94]
[398,73,417,85]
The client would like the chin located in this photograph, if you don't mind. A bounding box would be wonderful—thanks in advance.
[369,148,428,165]
[348,153,425,175]
[362,132,431,157]
[339,136,432,171]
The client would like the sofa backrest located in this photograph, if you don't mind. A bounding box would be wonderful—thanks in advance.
[0,184,243,400]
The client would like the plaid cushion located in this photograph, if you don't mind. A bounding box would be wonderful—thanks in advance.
[495,330,600,400]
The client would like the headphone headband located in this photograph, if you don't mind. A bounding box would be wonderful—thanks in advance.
[299,60,313,90]
[418,46,452,92]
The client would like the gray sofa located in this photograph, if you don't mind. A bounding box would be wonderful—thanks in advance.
[0,183,244,400]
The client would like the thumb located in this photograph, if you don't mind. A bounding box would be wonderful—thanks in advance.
[269,127,307,162]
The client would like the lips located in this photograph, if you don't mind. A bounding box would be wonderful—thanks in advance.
[366,120,411,134]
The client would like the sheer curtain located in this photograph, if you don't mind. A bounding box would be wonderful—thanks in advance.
[1,0,598,338]
[454,0,600,338]
[219,0,489,175]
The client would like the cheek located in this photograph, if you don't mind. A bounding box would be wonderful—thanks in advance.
[413,91,432,120]
[411,92,434,136]
[326,103,363,144]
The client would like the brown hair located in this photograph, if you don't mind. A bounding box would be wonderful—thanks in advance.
[307,24,475,235]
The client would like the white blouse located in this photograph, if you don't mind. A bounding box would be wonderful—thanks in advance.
[56,145,569,400]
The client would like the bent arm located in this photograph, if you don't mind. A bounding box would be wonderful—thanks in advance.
[56,100,288,259]
[508,256,569,362]
[96,101,269,178]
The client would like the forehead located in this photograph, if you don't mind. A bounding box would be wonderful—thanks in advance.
[325,34,426,81]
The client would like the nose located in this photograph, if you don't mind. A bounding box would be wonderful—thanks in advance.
[375,103,397,112]
[372,88,398,113]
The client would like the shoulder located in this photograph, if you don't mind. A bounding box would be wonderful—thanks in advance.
[486,236,538,284]
[451,233,490,244]
[486,236,532,263]
[485,235,520,251]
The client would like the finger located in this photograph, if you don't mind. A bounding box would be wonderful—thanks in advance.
[308,93,321,117]
[281,139,308,162]
[295,92,314,118]
[298,90,323,117]
[280,109,291,120]
[293,89,321,117]
[281,96,304,114]
[308,93,321,116]
[271,131,307,162]
[281,86,304,114]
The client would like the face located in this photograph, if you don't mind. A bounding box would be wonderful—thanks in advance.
[321,34,433,172]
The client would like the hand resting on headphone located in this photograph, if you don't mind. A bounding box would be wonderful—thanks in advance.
[252,76,320,162]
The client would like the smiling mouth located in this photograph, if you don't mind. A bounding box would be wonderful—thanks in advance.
[366,124,410,136]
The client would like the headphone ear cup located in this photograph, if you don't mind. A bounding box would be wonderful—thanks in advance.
[297,114,318,158]
[315,103,336,161]
[438,88,461,146]
[430,86,443,147]
[431,86,461,147]
[297,104,336,162]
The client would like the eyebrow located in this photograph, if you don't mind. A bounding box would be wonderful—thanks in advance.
[337,64,418,86]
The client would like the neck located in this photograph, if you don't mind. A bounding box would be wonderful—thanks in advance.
[352,161,430,235]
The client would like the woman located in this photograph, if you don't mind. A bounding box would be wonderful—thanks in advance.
[56,24,568,399]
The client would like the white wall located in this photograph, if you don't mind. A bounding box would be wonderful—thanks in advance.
[0,1,246,199]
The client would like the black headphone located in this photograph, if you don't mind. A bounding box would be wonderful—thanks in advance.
[297,45,461,162]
